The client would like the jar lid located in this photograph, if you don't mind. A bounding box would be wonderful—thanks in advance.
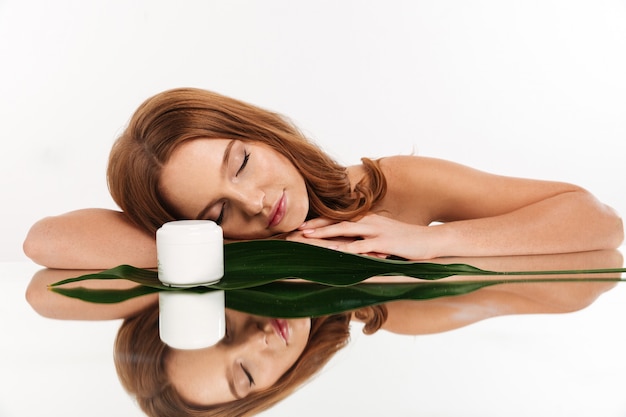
[156,220,223,245]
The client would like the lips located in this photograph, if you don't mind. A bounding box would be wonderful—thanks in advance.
[267,193,286,228]
[271,319,290,344]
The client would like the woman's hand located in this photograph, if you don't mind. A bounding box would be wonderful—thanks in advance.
[285,227,372,252]
[288,214,437,260]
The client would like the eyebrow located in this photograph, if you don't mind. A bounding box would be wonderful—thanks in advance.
[196,140,235,220]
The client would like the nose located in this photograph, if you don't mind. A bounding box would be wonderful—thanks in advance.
[234,322,269,352]
[232,185,265,217]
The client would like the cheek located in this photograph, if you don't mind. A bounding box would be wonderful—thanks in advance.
[291,319,312,355]
[223,222,275,240]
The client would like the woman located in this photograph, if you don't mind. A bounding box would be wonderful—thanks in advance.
[22,88,624,269]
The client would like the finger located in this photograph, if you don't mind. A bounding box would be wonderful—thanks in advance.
[363,252,389,259]
[285,232,307,243]
[301,221,372,239]
[288,235,349,251]
[339,239,381,256]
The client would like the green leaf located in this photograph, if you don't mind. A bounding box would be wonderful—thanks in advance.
[218,240,493,288]
[224,281,497,317]
[50,240,626,291]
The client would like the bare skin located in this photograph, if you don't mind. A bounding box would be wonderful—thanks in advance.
[167,311,311,405]
[23,150,623,269]
[290,156,624,259]
[360,249,623,334]
[24,208,157,269]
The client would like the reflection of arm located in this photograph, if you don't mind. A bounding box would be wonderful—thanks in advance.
[26,268,158,320]
[361,250,623,335]
[23,208,157,269]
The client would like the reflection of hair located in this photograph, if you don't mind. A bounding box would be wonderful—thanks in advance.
[114,303,387,417]
[107,88,387,235]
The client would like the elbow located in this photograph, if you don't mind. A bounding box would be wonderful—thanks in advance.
[612,214,624,249]
[23,217,56,267]
[24,280,42,315]
[603,205,624,249]
[577,189,624,250]
[24,275,50,319]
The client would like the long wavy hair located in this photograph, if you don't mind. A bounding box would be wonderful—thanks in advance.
[107,87,387,235]
[114,303,387,417]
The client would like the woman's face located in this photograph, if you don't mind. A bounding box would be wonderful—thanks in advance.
[160,138,309,239]
[166,310,311,405]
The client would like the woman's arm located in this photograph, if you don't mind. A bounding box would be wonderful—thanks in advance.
[23,208,157,269]
[295,156,623,259]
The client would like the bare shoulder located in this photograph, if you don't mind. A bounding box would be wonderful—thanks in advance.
[354,155,463,223]
[372,154,588,223]
[348,155,452,185]
[377,154,584,190]
[377,154,486,179]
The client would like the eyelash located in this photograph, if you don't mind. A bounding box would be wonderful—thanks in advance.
[241,363,255,387]
[224,321,254,388]
[214,150,250,225]
[236,150,250,176]
[215,202,225,226]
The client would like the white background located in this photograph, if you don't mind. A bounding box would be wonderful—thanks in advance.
[1,1,625,416]
[1,0,625,262]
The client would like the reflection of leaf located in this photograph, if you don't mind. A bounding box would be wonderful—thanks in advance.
[50,265,163,289]
[50,278,625,317]
[49,240,626,290]
[51,285,161,303]
[213,278,626,317]
[225,281,498,317]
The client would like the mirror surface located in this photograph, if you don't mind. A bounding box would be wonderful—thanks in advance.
[4,250,625,416]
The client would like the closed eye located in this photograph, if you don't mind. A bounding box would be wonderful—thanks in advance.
[215,202,225,225]
[236,151,250,176]
[241,363,254,387]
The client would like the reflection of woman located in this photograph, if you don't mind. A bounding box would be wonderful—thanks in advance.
[115,304,385,417]
[24,88,622,269]
[26,251,622,417]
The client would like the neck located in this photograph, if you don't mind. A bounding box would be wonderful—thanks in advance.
[346,164,366,192]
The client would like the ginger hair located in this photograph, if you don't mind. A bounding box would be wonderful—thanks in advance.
[107,88,386,235]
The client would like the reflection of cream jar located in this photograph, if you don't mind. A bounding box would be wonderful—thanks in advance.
[159,290,226,349]
[156,220,224,287]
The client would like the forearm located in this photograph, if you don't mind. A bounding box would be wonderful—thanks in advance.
[431,190,624,257]
[23,209,157,269]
